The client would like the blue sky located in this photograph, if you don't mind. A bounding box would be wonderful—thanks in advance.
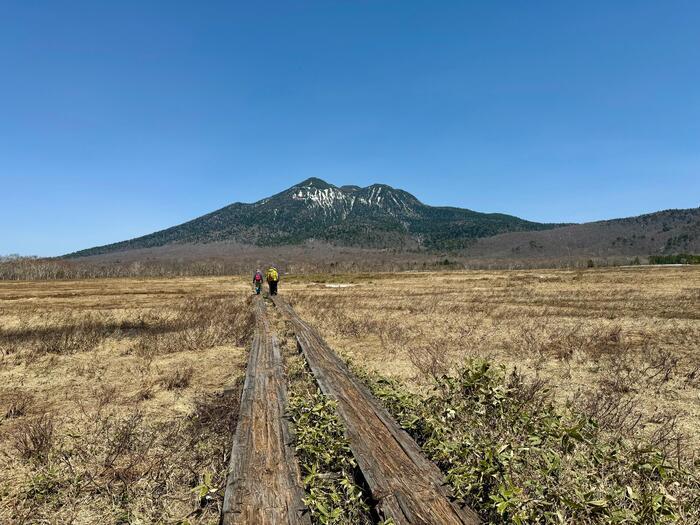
[1,1,698,256]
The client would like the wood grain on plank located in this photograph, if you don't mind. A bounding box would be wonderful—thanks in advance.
[272,296,481,525]
[222,296,309,525]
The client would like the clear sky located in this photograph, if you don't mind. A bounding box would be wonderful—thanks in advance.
[1,1,698,256]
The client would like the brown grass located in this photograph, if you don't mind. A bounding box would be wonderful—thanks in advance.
[283,266,700,459]
[2,268,699,521]
[0,277,251,523]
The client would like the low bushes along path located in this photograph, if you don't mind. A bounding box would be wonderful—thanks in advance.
[222,294,480,524]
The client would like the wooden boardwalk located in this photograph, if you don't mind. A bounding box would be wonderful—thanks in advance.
[272,296,480,525]
[222,296,309,525]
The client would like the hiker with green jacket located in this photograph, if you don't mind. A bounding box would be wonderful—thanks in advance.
[266,267,279,295]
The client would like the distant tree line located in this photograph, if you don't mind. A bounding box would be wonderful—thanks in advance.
[0,254,37,262]
[1,252,697,281]
[648,253,700,265]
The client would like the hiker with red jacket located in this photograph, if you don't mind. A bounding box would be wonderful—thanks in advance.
[252,269,263,295]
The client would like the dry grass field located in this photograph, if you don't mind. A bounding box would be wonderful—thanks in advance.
[0,278,252,524]
[1,266,699,523]
[284,267,700,456]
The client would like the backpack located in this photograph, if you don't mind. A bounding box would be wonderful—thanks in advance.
[254,272,262,282]
[267,268,279,281]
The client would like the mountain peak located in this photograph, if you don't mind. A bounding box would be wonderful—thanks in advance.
[294,177,334,190]
[66,178,572,257]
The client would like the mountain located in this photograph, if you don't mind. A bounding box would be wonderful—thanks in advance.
[66,178,699,262]
[67,178,562,257]
[463,206,700,260]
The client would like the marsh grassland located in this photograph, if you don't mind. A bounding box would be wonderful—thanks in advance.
[1,267,699,523]
[286,267,700,449]
[279,267,700,522]
[0,278,252,524]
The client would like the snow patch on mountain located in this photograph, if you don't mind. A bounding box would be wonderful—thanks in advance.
[292,187,350,213]
[290,182,419,219]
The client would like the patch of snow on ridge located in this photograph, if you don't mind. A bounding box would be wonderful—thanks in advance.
[291,186,351,214]
[366,186,383,206]
[289,183,418,217]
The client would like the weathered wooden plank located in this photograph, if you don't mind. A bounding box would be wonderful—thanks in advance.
[222,296,309,525]
[272,296,481,525]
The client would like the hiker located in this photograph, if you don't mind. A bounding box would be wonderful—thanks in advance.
[252,269,263,295]
[266,266,279,295]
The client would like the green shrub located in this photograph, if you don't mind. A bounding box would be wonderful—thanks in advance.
[288,362,372,525]
[359,359,700,524]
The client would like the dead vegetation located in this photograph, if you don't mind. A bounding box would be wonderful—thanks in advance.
[1,295,252,364]
[2,268,699,522]
[286,267,700,460]
[3,392,241,523]
[0,277,251,523]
